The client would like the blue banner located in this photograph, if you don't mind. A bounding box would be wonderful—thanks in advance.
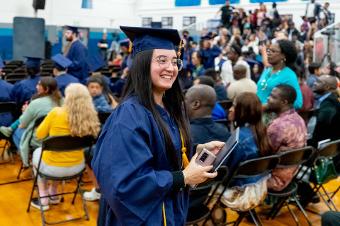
[82,0,93,9]
[209,0,240,5]
[250,0,287,3]
[175,0,201,7]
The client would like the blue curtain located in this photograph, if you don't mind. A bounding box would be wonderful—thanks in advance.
[82,0,93,9]
[209,0,240,5]
[175,0,201,7]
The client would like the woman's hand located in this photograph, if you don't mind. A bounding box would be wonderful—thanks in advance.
[196,141,225,155]
[182,152,218,186]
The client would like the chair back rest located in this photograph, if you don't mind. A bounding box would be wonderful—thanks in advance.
[218,100,233,112]
[276,146,314,168]
[0,102,17,114]
[235,155,279,178]
[98,112,111,125]
[317,139,340,159]
[42,135,95,152]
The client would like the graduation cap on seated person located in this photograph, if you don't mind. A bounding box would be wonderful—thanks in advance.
[65,25,79,34]
[119,39,130,47]
[24,56,42,69]
[120,26,182,57]
[87,52,105,73]
[51,54,72,71]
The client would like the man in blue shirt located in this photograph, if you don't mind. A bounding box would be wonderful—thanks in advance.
[185,84,230,158]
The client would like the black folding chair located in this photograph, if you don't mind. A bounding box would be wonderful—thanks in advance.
[206,155,279,226]
[16,115,46,180]
[0,102,17,162]
[27,135,95,226]
[98,112,111,125]
[310,139,340,212]
[186,167,227,226]
[267,146,314,226]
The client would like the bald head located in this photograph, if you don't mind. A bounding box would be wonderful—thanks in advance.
[314,75,338,94]
[185,84,217,119]
[233,64,247,80]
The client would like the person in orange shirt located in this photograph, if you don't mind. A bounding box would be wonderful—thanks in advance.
[31,83,100,210]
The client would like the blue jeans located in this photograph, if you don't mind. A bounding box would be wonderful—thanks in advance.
[12,127,25,150]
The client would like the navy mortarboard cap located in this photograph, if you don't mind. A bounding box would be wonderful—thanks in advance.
[52,54,72,70]
[0,56,4,69]
[120,26,181,57]
[119,39,130,47]
[65,25,79,34]
[87,52,105,73]
[25,56,42,69]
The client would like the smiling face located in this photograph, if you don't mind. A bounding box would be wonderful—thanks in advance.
[150,49,179,94]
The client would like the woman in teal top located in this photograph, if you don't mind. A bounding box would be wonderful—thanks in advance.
[257,40,303,109]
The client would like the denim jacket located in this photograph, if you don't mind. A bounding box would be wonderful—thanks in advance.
[223,126,264,187]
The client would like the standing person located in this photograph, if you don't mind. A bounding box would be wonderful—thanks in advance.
[97,32,109,61]
[257,39,303,110]
[217,1,234,28]
[10,57,42,108]
[64,26,89,83]
[220,44,251,86]
[51,54,79,96]
[92,26,224,226]
[305,0,321,23]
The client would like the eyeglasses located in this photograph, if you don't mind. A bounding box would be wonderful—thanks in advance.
[153,55,183,71]
[266,48,281,54]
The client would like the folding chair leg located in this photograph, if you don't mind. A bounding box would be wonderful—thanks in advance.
[26,175,38,212]
[234,212,246,226]
[320,185,338,211]
[268,197,285,220]
[17,163,24,179]
[293,196,312,226]
[329,186,340,201]
[72,176,82,204]
[249,209,262,226]
[285,202,299,226]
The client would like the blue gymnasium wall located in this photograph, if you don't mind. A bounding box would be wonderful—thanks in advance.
[0,28,115,61]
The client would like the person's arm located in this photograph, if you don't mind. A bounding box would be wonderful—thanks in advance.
[18,100,40,128]
[36,108,56,140]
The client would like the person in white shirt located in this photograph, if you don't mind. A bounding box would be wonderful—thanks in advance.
[220,44,251,86]
[227,64,257,100]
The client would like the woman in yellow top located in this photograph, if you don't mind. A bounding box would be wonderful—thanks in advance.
[31,83,100,210]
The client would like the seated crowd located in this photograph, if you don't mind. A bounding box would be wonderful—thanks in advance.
[0,5,339,223]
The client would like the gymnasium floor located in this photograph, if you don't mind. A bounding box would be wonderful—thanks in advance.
[0,150,338,226]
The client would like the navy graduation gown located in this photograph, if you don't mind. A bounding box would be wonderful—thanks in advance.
[92,96,189,226]
[0,79,14,126]
[10,76,40,107]
[66,40,89,82]
[55,73,79,96]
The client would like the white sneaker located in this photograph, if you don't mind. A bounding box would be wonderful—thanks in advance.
[83,188,101,201]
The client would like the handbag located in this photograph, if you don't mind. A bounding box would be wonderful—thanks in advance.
[310,158,337,185]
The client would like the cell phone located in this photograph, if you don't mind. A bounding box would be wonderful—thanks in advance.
[195,148,216,166]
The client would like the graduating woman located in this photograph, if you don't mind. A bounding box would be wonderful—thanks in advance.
[92,26,224,226]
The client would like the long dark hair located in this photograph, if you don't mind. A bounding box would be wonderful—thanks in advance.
[122,50,191,170]
[32,77,62,106]
[234,92,271,156]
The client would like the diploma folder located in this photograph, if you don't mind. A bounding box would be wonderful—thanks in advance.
[212,127,240,172]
